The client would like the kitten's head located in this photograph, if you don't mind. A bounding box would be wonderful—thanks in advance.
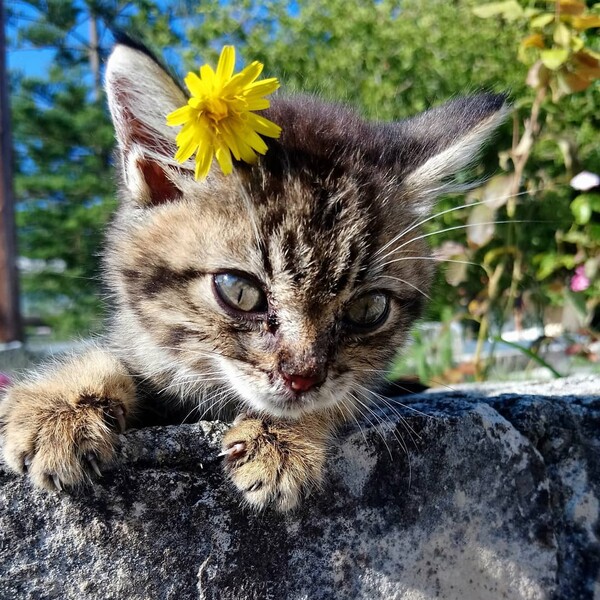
[104,39,507,418]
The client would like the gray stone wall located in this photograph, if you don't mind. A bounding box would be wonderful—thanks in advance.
[1,376,599,599]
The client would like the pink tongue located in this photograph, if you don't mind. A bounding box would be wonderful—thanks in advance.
[285,374,319,392]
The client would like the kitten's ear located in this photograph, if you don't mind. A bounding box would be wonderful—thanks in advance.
[105,37,192,206]
[395,94,509,213]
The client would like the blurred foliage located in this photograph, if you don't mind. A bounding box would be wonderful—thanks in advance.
[7,0,599,367]
[181,0,526,119]
[13,70,115,336]
[427,0,600,380]
[389,307,459,385]
[9,0,180,337]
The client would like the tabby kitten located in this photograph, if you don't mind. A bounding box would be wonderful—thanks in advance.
[0,38,507,510]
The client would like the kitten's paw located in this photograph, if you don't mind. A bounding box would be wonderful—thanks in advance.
[222,415,327,511]
[0,379,131,492]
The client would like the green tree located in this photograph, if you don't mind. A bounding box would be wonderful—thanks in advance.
[182,0,526,120]
[8,0,179,338]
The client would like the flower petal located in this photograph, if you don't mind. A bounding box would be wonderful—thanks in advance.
[188,97,204,109]
[216,45,235,82]
[220,122,242,161]
[244,98,270,111]
[176,121,198,143]
[224,124,257,163]
[243,78,280,98]
[184,72,207,97]
[166,105,194,126]
[243,127,269,155]
[200,64,216,88]
[223,61,264,94]
[215,143,233,175]
[237,140,258,163]
[246,112,282,138]
[195,144,214,180]
[174,136,199,163]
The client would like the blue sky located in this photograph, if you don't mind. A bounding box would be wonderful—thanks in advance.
[7,1,156,79]
[8,1,297,80]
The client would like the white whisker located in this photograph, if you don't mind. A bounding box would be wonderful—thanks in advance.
[373,219,534,269]
[338,396,370,448]
[348,391,396,461]
[372,189,534,261]
[352,389,413,485]
[356,384,423,443]
[375,275,432,300]
[363,385,436,421]
[377,256,487,270]
[198,387,235,421]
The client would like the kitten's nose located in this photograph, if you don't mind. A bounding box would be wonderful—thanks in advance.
[281,370,326,393]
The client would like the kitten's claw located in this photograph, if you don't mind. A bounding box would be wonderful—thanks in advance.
[0,348,135,493]
[233,412,251,426]
[218,442,246,458]
[87,455,103,477]
[52,474,63,491]
[246,481,263,492]
[113,406,126,433]
[23,455,32,472]
[223,416,327,511]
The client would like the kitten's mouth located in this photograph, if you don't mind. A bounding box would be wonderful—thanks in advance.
[262,394,325,419]
[279,371,326,395]
[218,360,347,419]
[277,387,318,407]
[264,381,323,414]
[257,374,350,419]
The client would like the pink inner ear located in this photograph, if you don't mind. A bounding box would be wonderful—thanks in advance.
[137,158,183,205]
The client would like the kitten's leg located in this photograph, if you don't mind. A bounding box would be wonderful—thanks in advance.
[0,348,136,491]
[222,412,336,511]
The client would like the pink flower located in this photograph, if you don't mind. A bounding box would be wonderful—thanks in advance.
[570,266,590,292]
[0,372,11,389]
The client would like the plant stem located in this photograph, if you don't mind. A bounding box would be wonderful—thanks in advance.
[492,336,563,378]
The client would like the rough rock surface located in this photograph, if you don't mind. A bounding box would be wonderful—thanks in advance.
[1,375,598,600]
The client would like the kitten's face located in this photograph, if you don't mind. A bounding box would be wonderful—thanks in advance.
[109,158,433,418]
[104,42,506,419]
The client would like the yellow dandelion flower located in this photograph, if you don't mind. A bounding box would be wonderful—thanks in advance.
[166,45,282,180]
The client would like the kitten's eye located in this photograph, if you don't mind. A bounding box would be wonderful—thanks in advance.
[213,273,268,314]
[344,292,389,329]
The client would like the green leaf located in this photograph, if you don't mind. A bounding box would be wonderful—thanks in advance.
[536,253,560,279]
[473,1,524,20]
[467,203,496,247]
[553,22,571,47]
[562,230,590,244]
[571,194,595,225]
[587,193,600,211]
[530,13,555,28]
[540,48,570,69]
[535,253,575,279]
[588,224,600,242]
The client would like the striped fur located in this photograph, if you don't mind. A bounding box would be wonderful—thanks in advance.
[0,38,507,507]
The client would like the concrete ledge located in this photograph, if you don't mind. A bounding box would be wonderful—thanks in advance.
[1,376,599,599]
